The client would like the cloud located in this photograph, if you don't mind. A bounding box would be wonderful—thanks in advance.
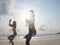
[38,22,60,34]
[39,24,52,31]
[39,25,47,31]
[0,0,15,15]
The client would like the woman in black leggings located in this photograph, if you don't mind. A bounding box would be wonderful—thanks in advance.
[8,19,17,45]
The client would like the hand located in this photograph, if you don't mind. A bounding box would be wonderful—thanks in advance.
[9,19,12,21]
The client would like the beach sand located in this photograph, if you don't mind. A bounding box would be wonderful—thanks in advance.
[0,38,60,45]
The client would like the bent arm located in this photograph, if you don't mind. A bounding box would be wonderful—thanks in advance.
[9,19,13,27]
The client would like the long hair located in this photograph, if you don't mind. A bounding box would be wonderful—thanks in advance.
[13,21,16,28]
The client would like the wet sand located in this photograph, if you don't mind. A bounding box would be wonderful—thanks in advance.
[0,38,60,45]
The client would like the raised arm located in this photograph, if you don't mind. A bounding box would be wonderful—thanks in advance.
[9,19,13,27]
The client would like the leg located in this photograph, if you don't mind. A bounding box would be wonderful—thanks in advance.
[24,35,28,39]
[12,41,14,45]
[11,32,17,41]
[11,32,17,43]
[10,35,15,43]
[8,35,13,43]
[8,35,13,40]
[26,38,31,45]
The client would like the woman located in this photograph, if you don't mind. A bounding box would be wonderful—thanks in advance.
[8,19,17,45]
[24,10,36,45]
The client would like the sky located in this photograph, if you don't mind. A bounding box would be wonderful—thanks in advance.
[0,0,60,34]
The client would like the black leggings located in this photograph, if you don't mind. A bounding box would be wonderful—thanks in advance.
[26,38,31,45]
[8,32,17,41]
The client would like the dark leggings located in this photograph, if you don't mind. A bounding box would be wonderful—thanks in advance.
[8,32,17,40]
[26,38,31,45]
[8,32,17,45]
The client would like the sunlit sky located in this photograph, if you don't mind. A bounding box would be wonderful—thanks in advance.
[0,0,60,34]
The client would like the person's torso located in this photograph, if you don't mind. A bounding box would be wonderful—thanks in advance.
[29,26,36,36]
[12,25,16,32]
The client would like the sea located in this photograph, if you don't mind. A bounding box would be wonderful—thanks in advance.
[0,34,60,41]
